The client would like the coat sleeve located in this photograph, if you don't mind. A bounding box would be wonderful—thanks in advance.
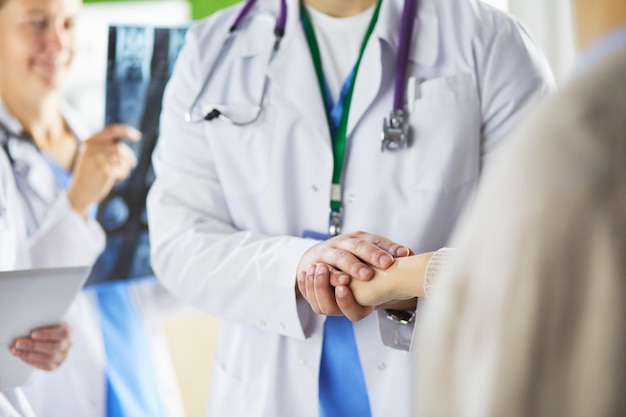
[475,14,556,172]
[147,25,317,340]
[28,191,105,269]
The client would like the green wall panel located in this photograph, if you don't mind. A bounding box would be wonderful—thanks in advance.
[189,0,239,20]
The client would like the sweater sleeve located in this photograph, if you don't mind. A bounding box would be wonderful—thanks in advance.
[424,247,457,297]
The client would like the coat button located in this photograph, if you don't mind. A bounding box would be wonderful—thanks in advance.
[377,362,386,371]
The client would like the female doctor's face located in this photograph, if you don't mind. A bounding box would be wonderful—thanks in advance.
[0,0,80,95]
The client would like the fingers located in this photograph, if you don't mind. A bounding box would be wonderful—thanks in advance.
[297,263,374,321]
[299,264,342,316]
[10,323,72,371]
[10,341,69,371]
[313,264,342,316]
[351,232,413,259]
[328,268,350,287]
[297,232,412,284]
[335,285,375,322]
[83,123,140,178]
[89,139,137,169]
[296,239,371,285]
[337,232,395,270]
[67,125,141,216]
[100,143,137,182]
[31,321,71,341]
[87,123,141,145]
[295,232,412,320]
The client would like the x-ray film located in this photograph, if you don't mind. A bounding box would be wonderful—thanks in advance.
[87,25,188,285]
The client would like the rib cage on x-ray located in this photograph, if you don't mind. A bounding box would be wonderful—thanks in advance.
[87,25,188,285]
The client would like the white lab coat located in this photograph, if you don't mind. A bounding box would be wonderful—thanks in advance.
[147,0,555,416]
[0,390,35,417]
[23,280,186,417]
[0,100,185,417]
[0,146,35,417]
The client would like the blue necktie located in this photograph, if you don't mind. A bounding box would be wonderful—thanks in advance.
[319,316,372,417]
[96,280,163,417]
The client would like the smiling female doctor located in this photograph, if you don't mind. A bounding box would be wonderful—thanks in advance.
[0,0,186,414]
[148,0,555,416]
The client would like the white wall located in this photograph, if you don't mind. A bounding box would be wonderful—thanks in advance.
[508,0,577,83]
[482,0,508,10]
[480,0,578,83]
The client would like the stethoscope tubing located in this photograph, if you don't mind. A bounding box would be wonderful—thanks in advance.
[185,0,418,158]
[184,32,238,123]
[184,0,287,124]
[394,0,418,110]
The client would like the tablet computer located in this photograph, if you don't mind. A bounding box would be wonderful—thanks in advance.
[0,266,91,389]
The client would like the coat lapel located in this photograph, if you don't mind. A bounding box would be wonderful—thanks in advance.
[267,0,331,142]
[229,1,331,143]
[267,26,331,141]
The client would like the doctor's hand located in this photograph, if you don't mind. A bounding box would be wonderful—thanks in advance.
[10,322,72,371]
[299,263,376,321]
[67,124,141,217]
[296,231,412,321]
[303,262,419,321]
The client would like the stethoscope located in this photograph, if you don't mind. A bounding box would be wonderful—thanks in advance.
[184,0,418,152]
[0,120,57,229]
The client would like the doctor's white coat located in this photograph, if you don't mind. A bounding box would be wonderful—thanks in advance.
[0,142,35,417]
[0,99,185,417]
[148,0,555,416]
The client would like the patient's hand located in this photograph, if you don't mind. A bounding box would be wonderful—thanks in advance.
[349,253,433,307]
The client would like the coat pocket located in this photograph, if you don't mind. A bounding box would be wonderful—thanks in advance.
[400,73,481,192]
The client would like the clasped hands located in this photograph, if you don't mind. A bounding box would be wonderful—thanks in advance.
[296,231,421,322]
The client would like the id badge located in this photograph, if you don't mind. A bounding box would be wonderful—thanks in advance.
[302,229,332,241]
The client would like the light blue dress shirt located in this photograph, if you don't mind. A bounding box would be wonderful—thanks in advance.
[575,25,626,75]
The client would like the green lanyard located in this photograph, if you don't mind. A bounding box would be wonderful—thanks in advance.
[300,0,382,235]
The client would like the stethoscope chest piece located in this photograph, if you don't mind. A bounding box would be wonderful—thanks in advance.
[381,109,410,152]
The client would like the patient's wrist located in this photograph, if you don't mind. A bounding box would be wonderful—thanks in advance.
[391,252,433,298]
